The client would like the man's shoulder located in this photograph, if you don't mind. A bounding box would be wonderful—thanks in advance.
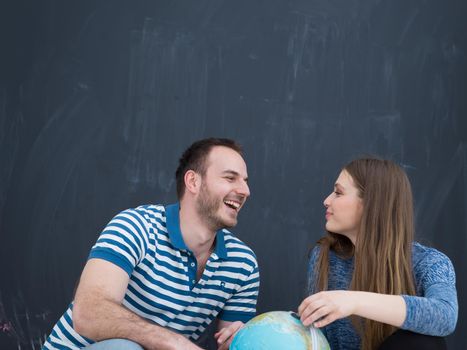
[109,204,169,238]
[133,204,166,216]
[222,229,258,265]
[120,204,168,225]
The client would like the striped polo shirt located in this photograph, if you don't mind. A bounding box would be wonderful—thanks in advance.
[43,203,260,349]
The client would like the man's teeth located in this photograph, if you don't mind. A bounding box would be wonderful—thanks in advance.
[224,200,240,210]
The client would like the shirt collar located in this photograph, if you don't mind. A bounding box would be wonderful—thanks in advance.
[165,203,228,259]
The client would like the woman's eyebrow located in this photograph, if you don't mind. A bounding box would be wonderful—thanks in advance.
[334,183,344,191]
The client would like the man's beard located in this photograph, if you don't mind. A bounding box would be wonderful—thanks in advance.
[196,182,237,231]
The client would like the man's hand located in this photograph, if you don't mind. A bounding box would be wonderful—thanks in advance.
[214,320,244,350]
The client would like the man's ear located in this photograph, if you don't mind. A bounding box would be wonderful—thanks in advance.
[184,170,201,195]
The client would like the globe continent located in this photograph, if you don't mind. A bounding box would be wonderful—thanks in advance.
[230,311,330,350]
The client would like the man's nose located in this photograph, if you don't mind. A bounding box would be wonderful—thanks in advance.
[237,180,250,198]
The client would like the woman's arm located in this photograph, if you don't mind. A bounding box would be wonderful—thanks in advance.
[298,290,406,328]
[298,250,458,336]
[400,253,458,336]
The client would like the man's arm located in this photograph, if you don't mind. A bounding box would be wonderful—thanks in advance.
[73,258,202,350]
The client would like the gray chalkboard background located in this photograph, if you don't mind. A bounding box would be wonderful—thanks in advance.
[1,0,466,348]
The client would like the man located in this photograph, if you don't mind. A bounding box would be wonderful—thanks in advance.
[43,138,260,350]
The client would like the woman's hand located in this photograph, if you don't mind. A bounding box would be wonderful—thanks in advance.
[297,290,358,328]
[214,320,244,350]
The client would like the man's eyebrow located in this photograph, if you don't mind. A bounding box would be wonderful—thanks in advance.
[222,170,248,181]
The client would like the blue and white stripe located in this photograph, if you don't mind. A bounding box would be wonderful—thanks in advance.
[43,203,259,349]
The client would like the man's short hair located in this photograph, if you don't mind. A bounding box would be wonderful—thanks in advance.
[175,138,243,199]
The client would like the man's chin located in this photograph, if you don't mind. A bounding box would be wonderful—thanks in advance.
[224,220,237,229]
[219,216,238,229]
[219,208,238,227]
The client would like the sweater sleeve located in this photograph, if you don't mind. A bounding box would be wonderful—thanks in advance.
[401,249,458,336]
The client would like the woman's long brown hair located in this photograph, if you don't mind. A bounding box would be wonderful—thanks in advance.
[314,158,416,350]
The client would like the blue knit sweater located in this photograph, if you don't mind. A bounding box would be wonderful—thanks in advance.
[307,242,458,349]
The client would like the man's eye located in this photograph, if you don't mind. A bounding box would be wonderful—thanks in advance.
[225,177,234,181]
[334,191,341,196]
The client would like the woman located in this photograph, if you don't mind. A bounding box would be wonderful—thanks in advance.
[297,157,458,350]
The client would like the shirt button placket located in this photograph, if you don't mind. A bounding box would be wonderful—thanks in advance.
[188,257,197,288]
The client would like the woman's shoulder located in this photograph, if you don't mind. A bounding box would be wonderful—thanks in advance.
[412,242,456,284]
[412,242,452,264]
[308,244,352,266]
[308,245,321,267]
[309,244,341,259]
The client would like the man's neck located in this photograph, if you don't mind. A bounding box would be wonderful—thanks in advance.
[179,200,216,258]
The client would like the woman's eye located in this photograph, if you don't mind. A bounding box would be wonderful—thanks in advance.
[334,191,341,196]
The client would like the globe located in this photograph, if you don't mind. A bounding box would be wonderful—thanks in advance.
[230,311,330,350]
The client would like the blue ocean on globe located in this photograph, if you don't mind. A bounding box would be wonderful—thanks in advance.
[230,311,330,350]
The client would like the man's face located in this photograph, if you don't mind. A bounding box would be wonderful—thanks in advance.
[196,146,250,230]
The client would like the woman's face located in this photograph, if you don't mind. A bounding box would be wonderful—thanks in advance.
[323,170,363,244]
